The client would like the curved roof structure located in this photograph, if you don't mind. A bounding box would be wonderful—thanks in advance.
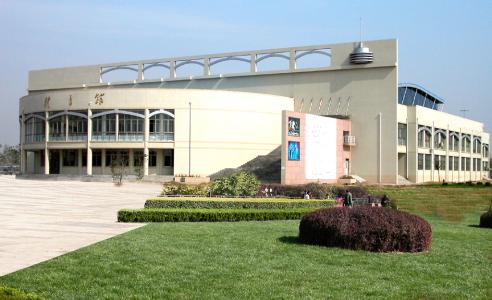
[398,83,444,111]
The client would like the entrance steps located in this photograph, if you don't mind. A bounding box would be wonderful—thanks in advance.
[397,175,414,185]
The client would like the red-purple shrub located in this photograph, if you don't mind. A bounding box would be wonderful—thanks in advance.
[299,206,432,252]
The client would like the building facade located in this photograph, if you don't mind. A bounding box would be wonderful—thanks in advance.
[19,39,490,184]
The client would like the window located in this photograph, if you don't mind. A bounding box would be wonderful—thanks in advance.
[149,150,157,167]
[62,150,78,167]
[149,111,175,141]
[461,157,466,171]
[40,150,45,167]
[92,113,116,141]
[461,135,471,152]
[466,158,471,171]
[434,155,446,170]
[483,144,489,157]
[106,150,129,167]
[82,150,87,167]
[454,157,459,171]
[92,150,102,167]
[434,131,446,150]
[448,133,460,152]
[418,154,424,170]
[68,114,87,141]
[398,123,407,146]
[164,149,174,167]
[448,156,453,171]
[425,154,432,170]
[473,138,482,154]
[49,114,65,141]
[25,116,45,143]
[418,126,431,148]
[134,151,144,167]
[119,112,144,141]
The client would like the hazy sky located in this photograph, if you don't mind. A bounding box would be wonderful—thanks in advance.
[0,0,491,146]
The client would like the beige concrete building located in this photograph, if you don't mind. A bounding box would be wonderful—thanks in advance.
[19,39,490,184]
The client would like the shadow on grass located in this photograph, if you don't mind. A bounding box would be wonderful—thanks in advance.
[468,224,492,229]
[277,236,302,245]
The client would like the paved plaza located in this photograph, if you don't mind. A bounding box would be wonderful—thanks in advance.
[0,175,161,276]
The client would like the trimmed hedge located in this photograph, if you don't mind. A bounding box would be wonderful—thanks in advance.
[479,210,492,228]
[118,208,320,222]
[0,286,45,300]
[299,207,432,252]
[145,197,334,209]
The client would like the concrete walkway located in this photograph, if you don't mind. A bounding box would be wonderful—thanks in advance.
[0,175,162,276]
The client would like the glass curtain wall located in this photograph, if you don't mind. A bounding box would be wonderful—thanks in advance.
[149,111,174,141]
[119,112,144,141]
[25,116,45,143]
[49,113,65,141]
[92,113,116,141]
[68,113,87,141]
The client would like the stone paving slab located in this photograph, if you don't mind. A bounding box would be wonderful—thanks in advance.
[0,175,161,276]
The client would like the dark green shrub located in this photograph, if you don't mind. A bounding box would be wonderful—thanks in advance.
[118,208,318,222]
[145,197,334,209]
[476,182,483,186]
[299,207,432,252]
[162,182,210,196]
[479,210,492,228]
[212,171,260,197]
[0,286,45,300]
[486,182,491,187]
[466,181,473,186]
[480,199,492,228]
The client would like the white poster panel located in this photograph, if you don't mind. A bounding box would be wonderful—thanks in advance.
[305,115,337,179]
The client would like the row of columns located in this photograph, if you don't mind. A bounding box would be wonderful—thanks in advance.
[21,108,151,177]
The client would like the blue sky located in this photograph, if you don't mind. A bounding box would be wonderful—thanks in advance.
[0,0,491,146]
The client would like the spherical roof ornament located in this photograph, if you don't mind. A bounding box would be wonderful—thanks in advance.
[350,41,374,64]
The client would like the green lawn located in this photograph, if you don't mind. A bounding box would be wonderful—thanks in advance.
[1,186,491,299]
[367,185,492,222]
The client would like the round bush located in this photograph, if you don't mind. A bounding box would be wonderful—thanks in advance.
[299,207,432,252]
[479,210,492,228]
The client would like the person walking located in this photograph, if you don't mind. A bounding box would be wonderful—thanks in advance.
[343,190,353,207]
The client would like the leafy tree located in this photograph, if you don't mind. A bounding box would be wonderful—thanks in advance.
[212,171,260,197]
[0,144,20,165]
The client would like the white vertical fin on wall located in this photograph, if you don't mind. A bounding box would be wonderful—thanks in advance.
[318,98,324,114]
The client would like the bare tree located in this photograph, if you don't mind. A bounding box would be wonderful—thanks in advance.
[111,153,128,186]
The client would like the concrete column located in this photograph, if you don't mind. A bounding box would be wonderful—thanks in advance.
[138,63,144,81]
[250,54,257,72]
[289,50,296,71]
[445,127,449,181]
[20,114,26,174]
[144,109,149,176]
[87,108,92,176]
[44,111,50,175]
[59,150,63,174]
[101,149,106,174]
[115,113,119,141]
[129,149,134,173]
[203,57,210,76]
[458,129,462,181]
[78,149,83,174]
[65,113,69,141]
[431,123,435,182]
[170,61,176,79]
